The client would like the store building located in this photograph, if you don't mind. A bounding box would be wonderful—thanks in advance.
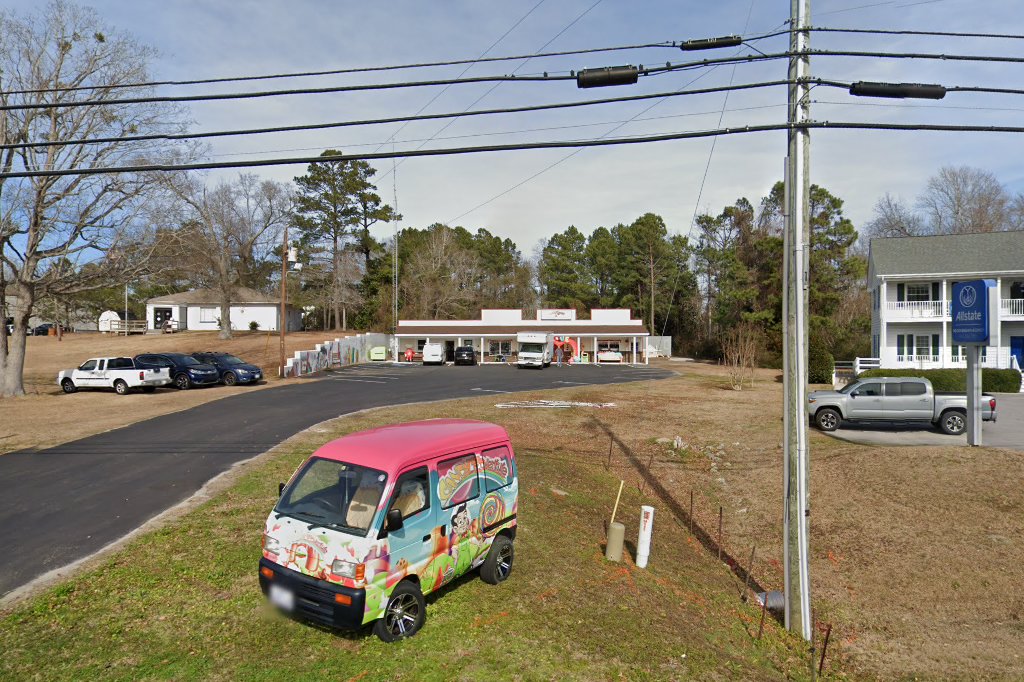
[396,308,651,364]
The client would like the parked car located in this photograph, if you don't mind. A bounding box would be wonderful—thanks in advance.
[57,357,171,395]
[134,352,220,390]
[808,376,997,435]
[453,346,477,366]
[259,419,519,641]
[191,352,263,386]
[421,343,445,366]
[28,323,54,336]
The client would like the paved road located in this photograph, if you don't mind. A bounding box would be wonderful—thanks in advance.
[821,392,1024,450]
[0,362,671,598]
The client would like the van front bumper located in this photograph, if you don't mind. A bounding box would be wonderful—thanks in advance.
[258,558,366,630]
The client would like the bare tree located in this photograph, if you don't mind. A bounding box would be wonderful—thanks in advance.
[917,166,1012,234]
[169,174,292,339]
[0,1,188,396]
[722,321,761,390]
[865,193,925,239]
[401,226,481,319]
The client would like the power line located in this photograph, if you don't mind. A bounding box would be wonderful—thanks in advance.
[1,40,680,97]
[1,79,794,152]
[0,50,793,113]
[813,78,1024,96]
[808,26,1024,40]
[4,120,1024,180]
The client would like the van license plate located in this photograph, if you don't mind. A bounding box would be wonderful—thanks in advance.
[269,584,295,612]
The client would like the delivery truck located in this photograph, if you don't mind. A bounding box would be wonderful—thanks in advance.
[515,331,553,368]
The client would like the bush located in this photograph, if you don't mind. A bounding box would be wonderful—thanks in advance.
[808,345,834,385]
[857,368,1022,393]
[248,320,260,331]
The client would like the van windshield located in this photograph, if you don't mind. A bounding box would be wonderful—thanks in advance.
[276,457,388,535]
[519,343,544,353]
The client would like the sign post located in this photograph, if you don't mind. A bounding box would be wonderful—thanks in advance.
[951,280,996,446]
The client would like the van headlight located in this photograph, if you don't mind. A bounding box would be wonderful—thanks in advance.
[332,559,365,580]
[262,533,281,555]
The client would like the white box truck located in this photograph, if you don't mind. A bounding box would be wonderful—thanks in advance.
[516,332,553,368]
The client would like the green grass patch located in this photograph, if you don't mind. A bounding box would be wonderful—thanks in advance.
[0,401,817,681]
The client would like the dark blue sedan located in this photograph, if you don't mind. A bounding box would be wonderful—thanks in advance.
[191,352,264,386]
[134,352,220,390]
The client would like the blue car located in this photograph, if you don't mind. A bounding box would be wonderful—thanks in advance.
[134,352,220,390]
[191,352,263,386]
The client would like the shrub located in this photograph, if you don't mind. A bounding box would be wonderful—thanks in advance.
[857,368,1022,393]
[808,345,834,385]
[248,320,260,331]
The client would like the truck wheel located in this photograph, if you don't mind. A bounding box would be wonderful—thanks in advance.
[223,372,237,386]
[939,410,966,435]
[480,535,514,585]
[373,581,426,642]
[61,379,77,394]
[815,408,841,432]
[174,373,191,390]
[113,379,129,395]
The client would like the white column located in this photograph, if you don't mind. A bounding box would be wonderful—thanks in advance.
[995,277,1003,367]
[632,337,637,364]
[879,280,887,363]
[480,336,484,362]
[593,337,598,363]
[576,337,581,362]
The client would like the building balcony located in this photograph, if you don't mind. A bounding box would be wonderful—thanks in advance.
[1001,298,1024,318]
[885,301,947,319]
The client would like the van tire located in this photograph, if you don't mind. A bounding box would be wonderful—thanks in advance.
[61,379,77,394]
[480,535,514,585]
[373,581,426,642]
[939,409,967,435]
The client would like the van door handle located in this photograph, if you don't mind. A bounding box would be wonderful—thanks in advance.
[439,525,446,536]
[422,534,431,542]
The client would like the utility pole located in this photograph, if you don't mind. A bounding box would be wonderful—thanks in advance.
[783,0,813,642]
[391,153,400,361]
[279,223,288,377]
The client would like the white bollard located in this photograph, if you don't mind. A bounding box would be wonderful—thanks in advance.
[636,505,655,568]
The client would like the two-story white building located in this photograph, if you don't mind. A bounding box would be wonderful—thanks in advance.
[868,232,1024,371]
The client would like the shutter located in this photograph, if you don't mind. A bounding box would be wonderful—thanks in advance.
[897,334,905,356]
[897,283,905,302]
[931,282,940,300]
[931,334,939,357]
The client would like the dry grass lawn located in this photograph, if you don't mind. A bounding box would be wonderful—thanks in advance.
[0,330,349,454]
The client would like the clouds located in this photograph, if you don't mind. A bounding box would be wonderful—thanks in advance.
[8,0,1023,246]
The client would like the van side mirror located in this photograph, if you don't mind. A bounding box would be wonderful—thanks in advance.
[385,508,404,533]
[278,482,285,497]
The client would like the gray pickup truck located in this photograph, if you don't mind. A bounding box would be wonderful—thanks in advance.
[808,377,997,435]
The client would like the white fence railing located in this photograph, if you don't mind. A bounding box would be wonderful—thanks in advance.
[885,301,946,317]
[1001,298,1024,316]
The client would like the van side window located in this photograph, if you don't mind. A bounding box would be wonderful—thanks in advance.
[388,467,429,520]
[481,446,514,493]
[437,454,479,509]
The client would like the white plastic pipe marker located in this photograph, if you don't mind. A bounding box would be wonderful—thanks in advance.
[636,505,655,568]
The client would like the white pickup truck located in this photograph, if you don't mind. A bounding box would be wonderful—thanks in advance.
[58,357,171,395]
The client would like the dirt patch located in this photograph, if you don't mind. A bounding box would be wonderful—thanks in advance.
[0,330,351,454]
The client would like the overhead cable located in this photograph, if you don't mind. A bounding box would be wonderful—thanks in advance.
[0,79,793,151]
[6,120,1024,180]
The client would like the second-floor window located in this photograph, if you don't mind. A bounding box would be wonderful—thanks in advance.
[906,283,930,302]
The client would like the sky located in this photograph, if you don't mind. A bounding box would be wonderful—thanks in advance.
[6,0,1024,256]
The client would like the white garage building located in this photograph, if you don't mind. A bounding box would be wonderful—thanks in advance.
[146,288,303,332]
[396,308,651,364]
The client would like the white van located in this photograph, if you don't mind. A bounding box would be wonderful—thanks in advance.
[421,342,445,365]
[259,420,519,641]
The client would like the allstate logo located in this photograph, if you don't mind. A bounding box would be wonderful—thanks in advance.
[959,285,977,308]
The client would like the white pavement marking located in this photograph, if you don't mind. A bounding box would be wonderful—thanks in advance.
[331,378,388,384]
[471,388,509,393]
[553,380,589,385]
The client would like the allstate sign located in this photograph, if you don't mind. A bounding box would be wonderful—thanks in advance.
[952,279,995,344]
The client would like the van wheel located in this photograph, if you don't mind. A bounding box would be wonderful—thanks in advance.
[940,410,966,435]
[61,379,77,394]
[373,581,426,642]
[113,379,129,395]
[815,408,841,432]
[480,535,514,585]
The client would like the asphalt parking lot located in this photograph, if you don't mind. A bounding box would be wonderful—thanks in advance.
[819,392,1024,450]
[0,362,671,600]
